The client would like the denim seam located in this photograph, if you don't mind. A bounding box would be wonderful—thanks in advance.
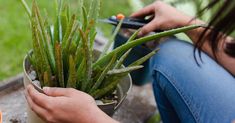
[154,65,200,123]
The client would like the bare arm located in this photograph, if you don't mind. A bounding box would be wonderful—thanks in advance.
[131,1,235,75]
[185,21,235,75]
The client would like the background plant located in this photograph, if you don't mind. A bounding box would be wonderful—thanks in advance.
[21,0,200,100]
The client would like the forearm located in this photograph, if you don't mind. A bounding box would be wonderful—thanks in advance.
[131,1,235,75]
[183,19,235,75]
[89,106,119,123]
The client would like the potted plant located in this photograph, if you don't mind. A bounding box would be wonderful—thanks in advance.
[21,0,200,122]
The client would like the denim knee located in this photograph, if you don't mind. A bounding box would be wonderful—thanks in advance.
[150,38,235,123]
[149,38,195,74]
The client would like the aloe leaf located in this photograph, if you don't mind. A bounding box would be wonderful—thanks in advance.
[113,30,140,69]
[89,54,116,94]
[55,42,64,87]
[88,0,100,48]
[88,0,100,22]
[61,13,68,38]
[79,29,92,91]
[32,3,52,83]
[43,71,53,87]
[66,3,71,22]
[48,26,54,46]
[61,15,78,79]
[127,29,141,42]
[75,47,83,67]
[90,31,97,49]
[82,7,88,31]
[54,16,60,43]
[69,42,77,56]
[34,1,56,74]
[100,19,124,58]
[91,79,119,99]
[20,0,31,17]
[93,25,201,69]
[67,55,77,88]
[77,0,84,22]
[85,20,95,48]
[31,18,43,82]
[129,49,159,66]
[62,14,77,50]
[65,22,79,52]
[57,0,63,14]
[108,65,143,76]
[27,52,35,67]
[77,57,85,80]
[61,3,70,39]
[114,49,132,69]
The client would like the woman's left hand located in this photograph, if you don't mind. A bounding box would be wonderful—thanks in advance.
[25,85,118,123]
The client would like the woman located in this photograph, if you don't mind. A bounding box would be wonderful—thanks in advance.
[25,1,235,123]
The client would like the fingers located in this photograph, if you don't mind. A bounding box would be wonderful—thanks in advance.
[139,19,160,36]
[25,89,49,121]
[131,4,155,18]
[27,85,52,109]
[43,87,76,97]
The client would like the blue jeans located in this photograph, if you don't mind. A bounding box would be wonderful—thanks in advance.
[150,38,235,123]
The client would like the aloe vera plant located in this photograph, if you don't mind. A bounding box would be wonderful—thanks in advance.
[21,0,200,100]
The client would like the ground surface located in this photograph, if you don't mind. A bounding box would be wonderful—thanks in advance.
[0,76,156,123]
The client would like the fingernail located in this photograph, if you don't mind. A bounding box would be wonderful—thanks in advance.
[43,87,50,93]
[26,84,32,90]
[138,31,143,37]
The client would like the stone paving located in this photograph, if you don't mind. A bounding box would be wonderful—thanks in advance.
[0,75,157,123]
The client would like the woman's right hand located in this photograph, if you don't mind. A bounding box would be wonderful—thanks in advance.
[131,1,202,36]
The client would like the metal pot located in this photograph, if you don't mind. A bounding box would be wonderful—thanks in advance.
[23,50,132,123]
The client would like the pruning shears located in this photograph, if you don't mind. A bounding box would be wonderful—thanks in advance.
[99,14,162,32]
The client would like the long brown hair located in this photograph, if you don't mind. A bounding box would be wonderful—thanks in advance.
[196,0,235,60]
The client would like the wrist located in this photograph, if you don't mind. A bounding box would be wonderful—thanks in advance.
[178,14,205,27]
[88,105,119,123]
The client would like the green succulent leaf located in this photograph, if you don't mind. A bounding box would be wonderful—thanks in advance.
[20,0,31,17]
[79,29,92,91]
[127,29,141,42]
[129,49,159,66]
[100,19,124,58]
[93,25,201,69]
[89,54,117,94]
[114,49,132,69]
[55,42,64,87]
[91,79,119,99]
[67,55,77,88]
[34,1,56,74]
[108,65,143,75]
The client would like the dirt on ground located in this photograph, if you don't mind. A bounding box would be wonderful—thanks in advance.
[0,79,157,123]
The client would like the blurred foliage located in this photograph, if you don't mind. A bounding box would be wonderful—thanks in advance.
[0,0,221,81]
[0,0,131,80]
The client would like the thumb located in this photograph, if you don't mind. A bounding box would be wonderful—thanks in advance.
[139,20,160,36]
[43,87,75,97]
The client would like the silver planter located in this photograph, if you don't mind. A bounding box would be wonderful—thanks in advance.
[23,50,132,123]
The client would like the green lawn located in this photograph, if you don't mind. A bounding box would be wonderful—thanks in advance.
[0,0,134,80]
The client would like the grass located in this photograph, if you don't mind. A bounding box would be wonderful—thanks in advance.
[0,0,133,81]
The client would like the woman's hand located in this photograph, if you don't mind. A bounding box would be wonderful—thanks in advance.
[25,85,118,123]
[131,1,202,36]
